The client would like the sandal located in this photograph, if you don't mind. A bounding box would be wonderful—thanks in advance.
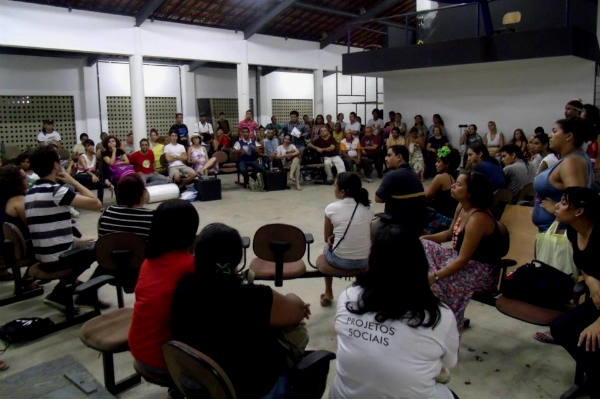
[320,293,333,307]
[533,331,557,344]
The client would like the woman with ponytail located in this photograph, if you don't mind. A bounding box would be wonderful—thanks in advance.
[320,172,373,307]
[172,223,311,398]
[550,187,600,397]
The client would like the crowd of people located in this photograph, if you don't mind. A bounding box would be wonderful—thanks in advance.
[1,98,599,397]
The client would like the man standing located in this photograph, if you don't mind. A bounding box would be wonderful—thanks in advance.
[281,110,309,153]
[238,109,259,139]
[170,113,189,146]
[233,127,263,188]
[366,108,384,136]
[266,115,282,132]
[197,113,214,136]
[344,112,361,137]
[308,125,345,184]
[361,126,383,178]
[129,138,169,186]
[164,130,197,188]
[215,112,231,135]
[374,145,425,236]
[337,113,347,131]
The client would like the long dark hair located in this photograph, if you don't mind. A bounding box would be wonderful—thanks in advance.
[336,172,370,207]
[556,118,596,148]
[194,223,244,284]
[347,224,442,328]
[463,171,494,210]
[146,199,199,259]
[438,146,460,178]
[102,135,121,151]
[500,143,527,163]
[0,165,27,202]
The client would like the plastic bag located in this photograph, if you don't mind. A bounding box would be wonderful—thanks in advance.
[535,221,578,280]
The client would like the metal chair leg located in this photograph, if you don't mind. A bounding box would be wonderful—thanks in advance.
[102,351,141,395]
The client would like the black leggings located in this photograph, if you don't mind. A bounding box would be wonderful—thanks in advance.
[75,173,105,203]
[550,299,600,397]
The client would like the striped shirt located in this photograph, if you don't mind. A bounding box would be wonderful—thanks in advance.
[98,206,154,239]
[25,179,76,263]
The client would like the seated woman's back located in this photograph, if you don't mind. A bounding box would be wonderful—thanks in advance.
[172,275,284,398]
[331,225,459,399]
[332,286,457,399]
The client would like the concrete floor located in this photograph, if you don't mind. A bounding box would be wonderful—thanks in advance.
[0,174,579,398]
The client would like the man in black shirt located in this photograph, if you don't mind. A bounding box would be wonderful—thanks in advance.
[170,113,189,147]
[375,145,425,236]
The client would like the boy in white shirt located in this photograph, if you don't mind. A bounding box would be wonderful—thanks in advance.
[164,130,197,187]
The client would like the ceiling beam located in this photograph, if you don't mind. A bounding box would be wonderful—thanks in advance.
[244,0,297,40]
[295,2,357,18]
[85,55,100,66]
[319,0,403,49]
[188,61,208,72]
[135,0,168,27]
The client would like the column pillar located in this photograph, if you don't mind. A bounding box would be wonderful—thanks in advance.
[129,54,146,150]
[82,64,102,144]
[179,64,198,131]
[237,62,250,122]
[313,68,324,116]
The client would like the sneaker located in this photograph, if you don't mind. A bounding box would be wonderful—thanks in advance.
[248,177,257,191]
[256,173,264,191]
[43,289,72,313]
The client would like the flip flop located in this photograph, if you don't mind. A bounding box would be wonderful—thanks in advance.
[320,293,333,307]
[533,331,556,344]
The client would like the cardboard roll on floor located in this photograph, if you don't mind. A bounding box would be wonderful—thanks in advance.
[146,183,180,204]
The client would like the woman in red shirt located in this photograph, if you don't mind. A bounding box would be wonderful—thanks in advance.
[128,199,199,373]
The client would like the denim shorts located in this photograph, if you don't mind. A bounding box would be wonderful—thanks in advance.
[324,247,368,270]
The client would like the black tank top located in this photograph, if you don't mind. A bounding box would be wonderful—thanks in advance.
[453,209,504,263]
[430,189,457,218]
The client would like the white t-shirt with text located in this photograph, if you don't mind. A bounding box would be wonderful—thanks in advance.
[324,197,373,260]
[164,143,186,167]
[330,286,459,399]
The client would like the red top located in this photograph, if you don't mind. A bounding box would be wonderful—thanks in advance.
[129,150,155,174]
[128,251,195,370]
[360,135,381,156]
[216,134,232,149]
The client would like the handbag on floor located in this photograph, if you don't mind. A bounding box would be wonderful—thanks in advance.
[0,317,54,344]
[500,260,574,309]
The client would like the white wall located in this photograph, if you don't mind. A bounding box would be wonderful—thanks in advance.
[0,54,86,143]
[259,71,314,125]
[383,56,595,147]
[97,61,182,133]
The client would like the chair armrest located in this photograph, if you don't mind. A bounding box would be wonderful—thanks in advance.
[295,350,336,372]
[242,236,250,249]
[304,233,314,244]
[74,274,115,294]
[497,259,517,270]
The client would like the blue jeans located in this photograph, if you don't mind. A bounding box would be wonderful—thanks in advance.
[239,160,263,184]
[261,369,289,398]
[324,247,368,270]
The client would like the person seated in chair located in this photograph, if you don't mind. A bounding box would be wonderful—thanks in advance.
[102,135,131,187]
[330,224,459,398]
[129,138,169,186]
[308,125,345,184]
[360,126,382,180]
[172,223,311,398]
[276,134,301,190]
[424,146,460,234]
[320,173,373,307]
[374,145,425,237]
[233,127,263,189]
[164,130,197,189]
[188,134,218,177]
[129,199,198,375]
[25,146,103,311]
[340,131,363,174]
[98,174,154,239]
[262,129,279,170]
[499,144,531,201]
[420,172,507,330]
[74,139,109,203]
[465,143,506,191]
[550,187,600,398]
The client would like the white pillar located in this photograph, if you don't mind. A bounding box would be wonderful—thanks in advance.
[129,54,146,150]
[82,64,102,144]
[313,68,324,116]
[237,62,250,122]
[179,64,198,131]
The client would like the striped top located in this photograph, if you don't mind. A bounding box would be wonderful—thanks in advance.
[98,205,154,239]
[25,179,76,263]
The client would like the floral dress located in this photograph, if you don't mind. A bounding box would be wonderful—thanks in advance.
[420,211,499,329]
[190,146,218,174]
[408,142,425,175]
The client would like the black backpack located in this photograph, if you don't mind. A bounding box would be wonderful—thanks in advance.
[301,148,322,165]
[0,317,54,344]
